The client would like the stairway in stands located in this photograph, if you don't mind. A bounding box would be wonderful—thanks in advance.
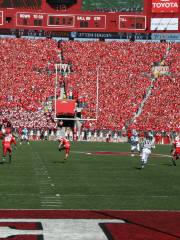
[125,42,172,129]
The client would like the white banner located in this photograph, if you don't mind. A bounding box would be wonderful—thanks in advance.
[152,66,170,76]
[150,18,178,30]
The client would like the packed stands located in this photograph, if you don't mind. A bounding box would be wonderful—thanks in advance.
[61,41,175,131]
[0,38,179,134]
[0,38,59,130]
[134,43,180,132]
[134,74,179,131]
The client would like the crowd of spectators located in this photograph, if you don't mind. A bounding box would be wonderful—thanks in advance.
[0,38,179,135]
[134,43,179,132]
[0,38,59,130]
[61,41,178,132]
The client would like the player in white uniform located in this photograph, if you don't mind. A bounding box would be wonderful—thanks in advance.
[130,130,140,156]
[98,131,104,142]
[87,131,92,141]
[20,127,29,144]
[140,134,155,169]
[93,131,98,142]
[113,132,118,143]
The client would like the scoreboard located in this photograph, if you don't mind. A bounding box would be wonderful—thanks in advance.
[17,13,47,27]
[75,15,106,29]
[119,15,146,30]
[1,9,179,34]
[48,15,75,27]
[16,12,106,29]
[15,12,148,31]
[0,0,179,36]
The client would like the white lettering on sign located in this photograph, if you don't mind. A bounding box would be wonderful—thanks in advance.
[20,14,30,19]
[152,0,179,12]
[33,14,44,19]
[94,17,101,21]
[152,2,178,8]
[0,219,125,240]
[77,16,91,21]
[119,17,127,22]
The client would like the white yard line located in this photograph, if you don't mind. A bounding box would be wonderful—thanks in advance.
[0,193,172,198]
[31,150,62,208]
[71,150,172,158]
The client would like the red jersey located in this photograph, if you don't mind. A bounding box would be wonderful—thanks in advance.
[2,134,16,147]
[174,138,180,154]
[59,137,70,148]
[5,127,12,134]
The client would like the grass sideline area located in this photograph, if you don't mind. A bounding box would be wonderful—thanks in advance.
[81,0,144,11]
[0,141,178,210]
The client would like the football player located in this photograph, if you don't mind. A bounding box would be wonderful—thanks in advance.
[58,136,71,161]
[171,133,180,166]
[130,130,140,156]
[20,127,29,145]
[140,133,155,169]
[2,132,17,163]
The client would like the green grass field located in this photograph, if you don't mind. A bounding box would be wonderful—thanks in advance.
[0,141,179,210]
[82,0,144,11]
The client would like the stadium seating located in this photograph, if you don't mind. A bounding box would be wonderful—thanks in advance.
[0,38,179,134]
[60,41,179,132]
[0,38,59,130]
[134,43,180,132]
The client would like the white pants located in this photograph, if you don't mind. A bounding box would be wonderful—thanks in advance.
[21,135,28,140]
[131,143,140,152]
[141,148,151,164]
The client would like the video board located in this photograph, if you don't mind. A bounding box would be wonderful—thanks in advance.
[81,0,144,12]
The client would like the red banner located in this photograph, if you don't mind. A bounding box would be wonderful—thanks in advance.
[152,0,179,13]
[55,99,75,116]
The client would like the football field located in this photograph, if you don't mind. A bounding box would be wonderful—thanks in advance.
[81,0,143,11]
[0,141,179,210]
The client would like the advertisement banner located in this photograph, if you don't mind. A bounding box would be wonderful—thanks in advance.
[151,33,180,40]
[150,18,178,30]
[152,66,170,77]
[70,32,151,40]
[152,0,179,13]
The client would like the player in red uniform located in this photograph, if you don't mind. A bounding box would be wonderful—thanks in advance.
[171,134,180,166]
[58,137,70,161]
[2,133,17,163]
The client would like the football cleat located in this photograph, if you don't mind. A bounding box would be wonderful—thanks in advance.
[171,159,176,166]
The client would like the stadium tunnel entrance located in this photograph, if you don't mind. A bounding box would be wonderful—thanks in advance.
[57,116,74,129]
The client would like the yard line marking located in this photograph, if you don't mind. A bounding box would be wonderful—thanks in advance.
[151,196,169,198]
[71,151,172,158]
[0,193,173,199]
[40,196,60,198]
[31,149,62,208]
